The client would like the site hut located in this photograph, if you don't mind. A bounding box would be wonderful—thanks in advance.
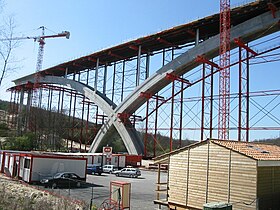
[55,152,127,168]
[55,152,105,166]
[0,150,30,177]
[18,152,87,183]
[55,152,143,168]
[153,139,280,210]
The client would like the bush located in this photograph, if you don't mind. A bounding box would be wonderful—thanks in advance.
[4,133,36,151]
[0,123,9,137]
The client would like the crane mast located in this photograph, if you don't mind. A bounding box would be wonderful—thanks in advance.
[218,0,231,140]
[36,26,45,72]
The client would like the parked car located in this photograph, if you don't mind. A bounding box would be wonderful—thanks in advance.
[86,164,103,175]
[114,167,141,178]
[40,172,84,188]
[102,165,117,174]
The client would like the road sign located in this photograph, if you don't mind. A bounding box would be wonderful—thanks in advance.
[103,146,113,155]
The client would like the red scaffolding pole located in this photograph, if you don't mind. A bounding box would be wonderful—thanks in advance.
[234,38,257,142]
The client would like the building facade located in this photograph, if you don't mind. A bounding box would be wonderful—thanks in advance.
[154,139,280,210]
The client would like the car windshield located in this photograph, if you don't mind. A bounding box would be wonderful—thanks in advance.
[54,173,64,178]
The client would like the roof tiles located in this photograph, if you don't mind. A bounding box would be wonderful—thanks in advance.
[212,140,280,160]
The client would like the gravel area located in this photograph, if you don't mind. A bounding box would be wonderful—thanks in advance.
[0,174,86,210]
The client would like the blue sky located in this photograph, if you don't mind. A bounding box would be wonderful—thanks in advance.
[0,0,250,100]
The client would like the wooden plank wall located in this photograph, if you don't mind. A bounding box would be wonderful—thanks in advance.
[207,143,229,203]
[229,149,257,210]
[187,143,208,207]
[168,150,188,205]
[257,166,280,209]
[167,142,257,210]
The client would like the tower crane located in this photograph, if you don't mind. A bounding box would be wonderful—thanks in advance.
[0,26,70,72]
[0,26,70,107]
[219,0,231,140]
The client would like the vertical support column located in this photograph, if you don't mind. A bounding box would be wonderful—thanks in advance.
[246,50,250,142]
[65,67,68,78]
[59,88,65,150]
[67,90,73,151]
[144,99,149,158]
[38,86,43,109]
[49,88,54,149]
[77,71,81,82]
[60,88,65,114]
[54,88,62,151]
[94,58,99,91]
[80,96,85,151]
[25,89,32,132]
[196,56,216,140]
[85,101,90,151]
[86,68,90,85]
[73,71,76,81]
[136,45,142,86]
[201,63,206,141]
[238,45,250,142]
[162,49,166,66]
[37,86,43,145]
[195,28,200,46]
[179,82,184,147]
[154,95,159,157]
[95,106,99,139]
[121,60,125,101]
[209,66,214,139]
[15,90,20,129]
[71,92,77,151]
[157,164,161,201]
[103,64,107,95]
[7,90,13,128]
[37,86,42,149]
[46,88,52,148]
[11,90,17,128]
[146,53,150,79]
[238,46,242,141]
[112,62,116,104]
[169,80,175,152]
[17,88,24,136]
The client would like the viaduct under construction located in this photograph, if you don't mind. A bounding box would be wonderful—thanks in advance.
[6,0,280,157]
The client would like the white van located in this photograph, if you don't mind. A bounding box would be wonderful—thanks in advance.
[102,165,117,173]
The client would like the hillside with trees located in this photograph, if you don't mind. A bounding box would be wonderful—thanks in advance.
[2,99,280,155]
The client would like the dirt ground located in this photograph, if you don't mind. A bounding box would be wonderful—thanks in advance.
[0,174,86,210]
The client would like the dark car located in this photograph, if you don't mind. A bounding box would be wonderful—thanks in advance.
[40,172,84,188]
[86,164,103,175]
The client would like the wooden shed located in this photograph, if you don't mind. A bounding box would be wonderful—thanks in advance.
[153,139,280,210]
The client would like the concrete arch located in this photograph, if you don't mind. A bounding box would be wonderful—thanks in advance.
[93,10,280,149]
[14,75,143,155]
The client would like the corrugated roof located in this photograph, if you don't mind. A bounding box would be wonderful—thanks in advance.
[212,140,280,160]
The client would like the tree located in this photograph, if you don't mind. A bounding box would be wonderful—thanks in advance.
[0,15,19,87]
[3,132,36,150]
[0,122,9,136]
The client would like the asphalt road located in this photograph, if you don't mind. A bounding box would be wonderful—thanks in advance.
[40,170,167,209]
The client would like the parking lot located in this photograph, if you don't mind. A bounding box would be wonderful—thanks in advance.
[40,170,167,209]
